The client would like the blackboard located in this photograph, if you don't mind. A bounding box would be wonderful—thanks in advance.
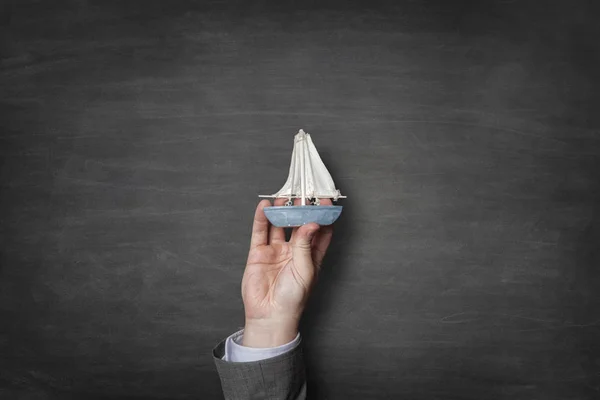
[1,1,599,399]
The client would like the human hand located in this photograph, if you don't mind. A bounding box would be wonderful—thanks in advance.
[241,198,334,347]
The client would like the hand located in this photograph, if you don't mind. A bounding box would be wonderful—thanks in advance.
[241,198,334,347]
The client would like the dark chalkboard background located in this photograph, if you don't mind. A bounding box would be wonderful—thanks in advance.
[1,1,599,399]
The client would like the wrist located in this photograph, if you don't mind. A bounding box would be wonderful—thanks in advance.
[242,318,299,348]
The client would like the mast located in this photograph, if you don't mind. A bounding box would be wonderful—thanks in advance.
[299,130,306,205]
[288,138,296,203]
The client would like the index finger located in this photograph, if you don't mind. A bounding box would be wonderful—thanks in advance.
[250,200,271,249]
[269,197,287,243]
[312,198,334,267]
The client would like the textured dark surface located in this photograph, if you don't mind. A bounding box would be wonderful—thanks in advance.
[1,1,600,399]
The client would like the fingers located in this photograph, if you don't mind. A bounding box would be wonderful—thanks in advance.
[289,197,304,243]
[319,198,333,206]
[290,197,332,244]
[310,198,333,266]
[312,224,333,268]
[291,222,321,284]
[250,200,272,249]
[269,198,287,243]
[290,197,335,277]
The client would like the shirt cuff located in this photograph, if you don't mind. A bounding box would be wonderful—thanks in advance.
[222,329,301,363]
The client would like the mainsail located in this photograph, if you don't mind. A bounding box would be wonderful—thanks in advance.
[270,130,342,200]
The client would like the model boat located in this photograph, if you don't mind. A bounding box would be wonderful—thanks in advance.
[259,129,346,227]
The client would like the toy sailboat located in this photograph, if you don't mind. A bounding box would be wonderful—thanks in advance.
[259,129,346,227]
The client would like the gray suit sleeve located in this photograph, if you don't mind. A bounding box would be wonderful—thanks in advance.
[213,338,307,400]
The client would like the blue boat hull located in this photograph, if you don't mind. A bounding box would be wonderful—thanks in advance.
[264,205,343,227]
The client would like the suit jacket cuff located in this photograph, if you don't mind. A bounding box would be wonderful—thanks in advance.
[213,334,307,400]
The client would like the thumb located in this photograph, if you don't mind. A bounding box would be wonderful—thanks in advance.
[292,223,320,268]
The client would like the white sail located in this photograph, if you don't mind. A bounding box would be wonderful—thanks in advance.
[269,130,342,200]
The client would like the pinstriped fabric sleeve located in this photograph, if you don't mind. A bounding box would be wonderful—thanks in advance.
[213,336,307,400]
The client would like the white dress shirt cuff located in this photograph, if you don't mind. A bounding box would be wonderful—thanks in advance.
[222,329,301,362]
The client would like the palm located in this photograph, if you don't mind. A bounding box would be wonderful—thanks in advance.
[243,242,302,320]
[242,199,334,322]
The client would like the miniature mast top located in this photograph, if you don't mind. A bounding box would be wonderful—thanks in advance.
[260,129,345,203]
